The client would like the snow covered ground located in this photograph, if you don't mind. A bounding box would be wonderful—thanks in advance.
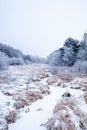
[8,85,84,130]
[0,64,87,130]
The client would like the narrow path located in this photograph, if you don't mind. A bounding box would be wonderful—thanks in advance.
[8,86,65,130]
[8,84,83,130]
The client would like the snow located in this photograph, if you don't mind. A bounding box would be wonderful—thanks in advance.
[0,91,14,114]
[8,84,84,130]
[0,91,7,102]
[8,86,62,130]
[67,108,80,129]
[55,120,59,127]
[78,97,87,113]
[0,64,87,130]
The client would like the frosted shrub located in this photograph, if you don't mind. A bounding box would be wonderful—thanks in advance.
[46,97,87,130]
[8,57,24,65]
[0,52,8,70]
[49,65,72,77]
[73,60,87,74]
[24,59,32,65]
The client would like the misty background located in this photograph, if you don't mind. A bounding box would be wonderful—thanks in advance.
[0,0,87,57]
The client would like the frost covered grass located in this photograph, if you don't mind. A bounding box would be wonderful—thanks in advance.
[0,64,87,130]
[46,97,87,130]
[8,82,86,130]
[0,64,50,130]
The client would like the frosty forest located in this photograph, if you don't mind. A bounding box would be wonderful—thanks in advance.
[1,32,87,74]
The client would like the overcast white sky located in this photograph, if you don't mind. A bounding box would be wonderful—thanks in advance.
[0,0,87,57]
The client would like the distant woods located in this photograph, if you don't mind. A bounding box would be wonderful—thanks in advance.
[0,43,45,70]
[47,38,79,66]
[0,31,87,73]
[47,31,87,74]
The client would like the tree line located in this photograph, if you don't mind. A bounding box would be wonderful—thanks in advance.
[47,32,87,73]
[0,43,45,70]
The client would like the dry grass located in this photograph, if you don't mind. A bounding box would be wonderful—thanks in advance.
[46,76,62,85]
[14,100,29,110]
[0,64,50,129]
[27,91,43,102]
[46,97,87,130]
[46,75,65,87]
[12,78,51,110]
[34,82,51,95]
[5,110,17,124]
[47,117,76,130]
[79,81,87,91]
[13,92,43,109]
[54,98,84,118]
[53,98,76,114]
[13,93,30,106]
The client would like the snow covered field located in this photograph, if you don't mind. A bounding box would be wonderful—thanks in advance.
[0,64,87,130]
[9,86,85,130]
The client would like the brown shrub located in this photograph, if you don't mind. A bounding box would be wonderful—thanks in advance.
[46,76,61,85]
[53,98,77,115]
[78,79,87,91]
[5,110,17,124]
[47,117,76,130]
[13,91,43,110]
[57,98,84,118]
[27,91,43,102]
[61,75,73,82]
[79,81,87,87]
[13,93,30,109]
[14,100,29,110]
[13,93,25,101]
[46,97,87,130]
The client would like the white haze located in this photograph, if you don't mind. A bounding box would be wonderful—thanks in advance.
[0,0,87,57]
